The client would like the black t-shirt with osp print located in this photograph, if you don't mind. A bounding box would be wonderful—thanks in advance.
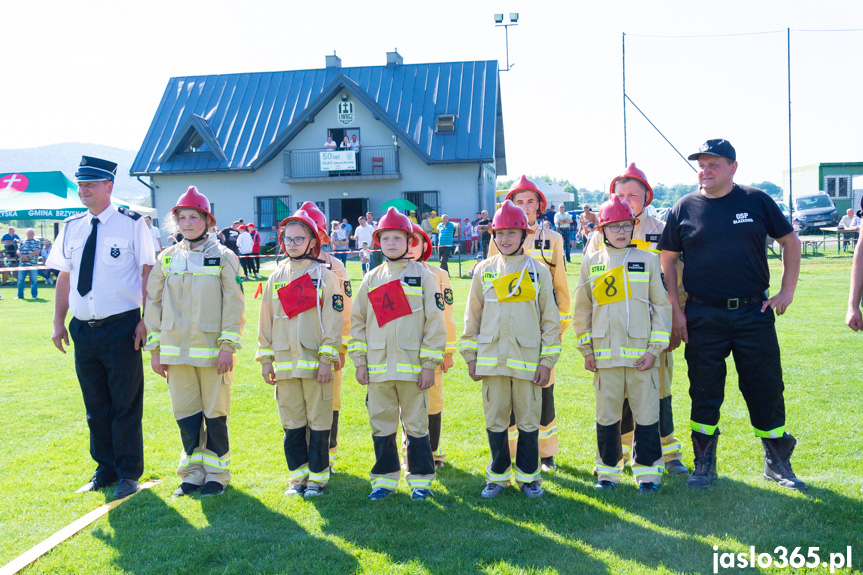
[658,184,793,300]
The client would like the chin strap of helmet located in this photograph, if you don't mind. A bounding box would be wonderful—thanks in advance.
[384,246,411,262]
[184,231,209,244]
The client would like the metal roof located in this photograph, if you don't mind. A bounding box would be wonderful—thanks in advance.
[131,60,505,176]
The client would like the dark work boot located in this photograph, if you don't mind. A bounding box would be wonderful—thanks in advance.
[686,431,718,489]
[762,433,808,491]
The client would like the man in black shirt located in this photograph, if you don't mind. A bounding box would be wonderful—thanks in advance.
[219,221,241,255]
[658,139,806,491]
[476,210,491,258]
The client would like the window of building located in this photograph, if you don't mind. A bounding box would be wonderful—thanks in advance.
[403,191,440,215]
[825,175,851,198]
[256,196,292,230]
[178,130,207,154]
[434,114,456,134]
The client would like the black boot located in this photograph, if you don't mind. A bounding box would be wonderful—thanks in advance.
[686,431,718,489]
[762,433,807,491]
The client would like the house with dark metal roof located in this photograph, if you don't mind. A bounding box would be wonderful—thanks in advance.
[131,51,506,242]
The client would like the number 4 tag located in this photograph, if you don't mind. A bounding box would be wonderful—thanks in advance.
[369,280,413,327]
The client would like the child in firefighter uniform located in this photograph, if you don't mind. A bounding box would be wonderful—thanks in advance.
[460,201,561,499]
[297,201,353,472]
[585,163,688,476]
[348,207,446,501]
[145,186,246,497]
[257,210,343,497]
[574,195,671,494]
[405,222,457,468]
[488,176,570,472]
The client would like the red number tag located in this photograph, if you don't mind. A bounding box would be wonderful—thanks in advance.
[278,274,319,318]
[369,279,412,327]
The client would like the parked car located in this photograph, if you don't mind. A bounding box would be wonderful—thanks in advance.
[773,200,791,223]
[792,192,838,234]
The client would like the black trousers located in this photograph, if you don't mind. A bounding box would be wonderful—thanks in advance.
[70,310,145,481]
[250,253,260,274]
[439,246,452,271]
[685,301,786,436]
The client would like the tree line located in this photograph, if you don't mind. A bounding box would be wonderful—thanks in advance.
[497,177,783,210]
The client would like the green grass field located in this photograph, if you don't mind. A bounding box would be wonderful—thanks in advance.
[1,251,861,575]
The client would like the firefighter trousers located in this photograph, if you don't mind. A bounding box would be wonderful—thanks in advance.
[593,366,663,485]
[508,368,558,459]
[621,351,683,463]
[167,365,232,486]
[483,376,542,487]
[276,377,333,488]
[684,301,786,438]
[367,380,435,491]
[329,368,342,467]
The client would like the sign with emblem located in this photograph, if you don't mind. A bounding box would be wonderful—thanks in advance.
[435,292,445,310]
[320,151,356,171]
[110,245,120,258]
[337,101,355,125]
[343,280,352,298]
[333,294,344,311]
[369,280,412,327]
[443,287,453,305]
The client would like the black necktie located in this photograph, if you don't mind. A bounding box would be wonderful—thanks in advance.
[77,218,99,296]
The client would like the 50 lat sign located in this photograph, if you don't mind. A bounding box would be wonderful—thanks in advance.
[320,151,356,171]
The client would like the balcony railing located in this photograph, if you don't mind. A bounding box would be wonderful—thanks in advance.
[283,145,400,180]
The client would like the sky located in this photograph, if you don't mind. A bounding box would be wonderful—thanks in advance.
[2,0,861,193]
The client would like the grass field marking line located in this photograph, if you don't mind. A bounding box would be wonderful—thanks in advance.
[0,480,161,575]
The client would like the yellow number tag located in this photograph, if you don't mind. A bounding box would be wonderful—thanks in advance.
[493,270,536,303]
[592,265,629,305]
[630,238,660,253]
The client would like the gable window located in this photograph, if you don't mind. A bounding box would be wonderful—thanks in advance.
[178,130,207,153]
[825,175,851,198]
[435,114,456,134]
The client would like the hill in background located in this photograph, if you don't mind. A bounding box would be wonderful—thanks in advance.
[0,143,149,205]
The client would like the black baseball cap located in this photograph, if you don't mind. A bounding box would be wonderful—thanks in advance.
[687,139,736,162]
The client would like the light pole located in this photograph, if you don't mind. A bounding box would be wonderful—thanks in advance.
[494,13,518,72]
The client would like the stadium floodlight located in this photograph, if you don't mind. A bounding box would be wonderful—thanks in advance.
[494,14,504,23]
[510,13,518,22]
[493,12,519,72]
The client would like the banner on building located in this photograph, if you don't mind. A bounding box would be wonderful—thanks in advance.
[320,151,357,171]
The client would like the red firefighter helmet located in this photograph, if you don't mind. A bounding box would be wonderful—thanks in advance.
[172,186,216,225]
[278,209,322,257]
[491,200,531,231]
[410,222,433,261]
[373,207,417,247]
[298,201,330,244]
[505,175,547,214]
[609,162,654,207]
[598,194,638,228]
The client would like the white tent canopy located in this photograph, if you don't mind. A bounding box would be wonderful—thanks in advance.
[111,197,157,220]
[497,179,574,205]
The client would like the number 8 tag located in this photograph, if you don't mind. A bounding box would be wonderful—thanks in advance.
[369,279,412,327]
[278,274,319,318]
[592,265,628,306]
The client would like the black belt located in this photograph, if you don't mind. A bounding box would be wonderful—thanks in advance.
[83,308,139,328]
[687,291,767,310]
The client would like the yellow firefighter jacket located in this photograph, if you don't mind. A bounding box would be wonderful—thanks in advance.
[586,212,685,306]
[256,258,342,380]
[144,238,246,366]
[573,246,671,367]
[488,223,571,333]
[323,252,354,353]
[423,264,457,357]
[348,259,446,382]
[459,252,561,378]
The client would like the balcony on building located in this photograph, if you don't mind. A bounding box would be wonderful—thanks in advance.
[283,145,401,182]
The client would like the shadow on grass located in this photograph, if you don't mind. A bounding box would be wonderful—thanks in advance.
[94,487,359,574]
[309,462,722,574]
[550,463,862,574]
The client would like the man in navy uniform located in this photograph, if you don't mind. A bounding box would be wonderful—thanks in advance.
[48,156,155,499]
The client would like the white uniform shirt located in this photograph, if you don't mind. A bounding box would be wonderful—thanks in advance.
[46,204,156,321]
[149,225,162,250]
